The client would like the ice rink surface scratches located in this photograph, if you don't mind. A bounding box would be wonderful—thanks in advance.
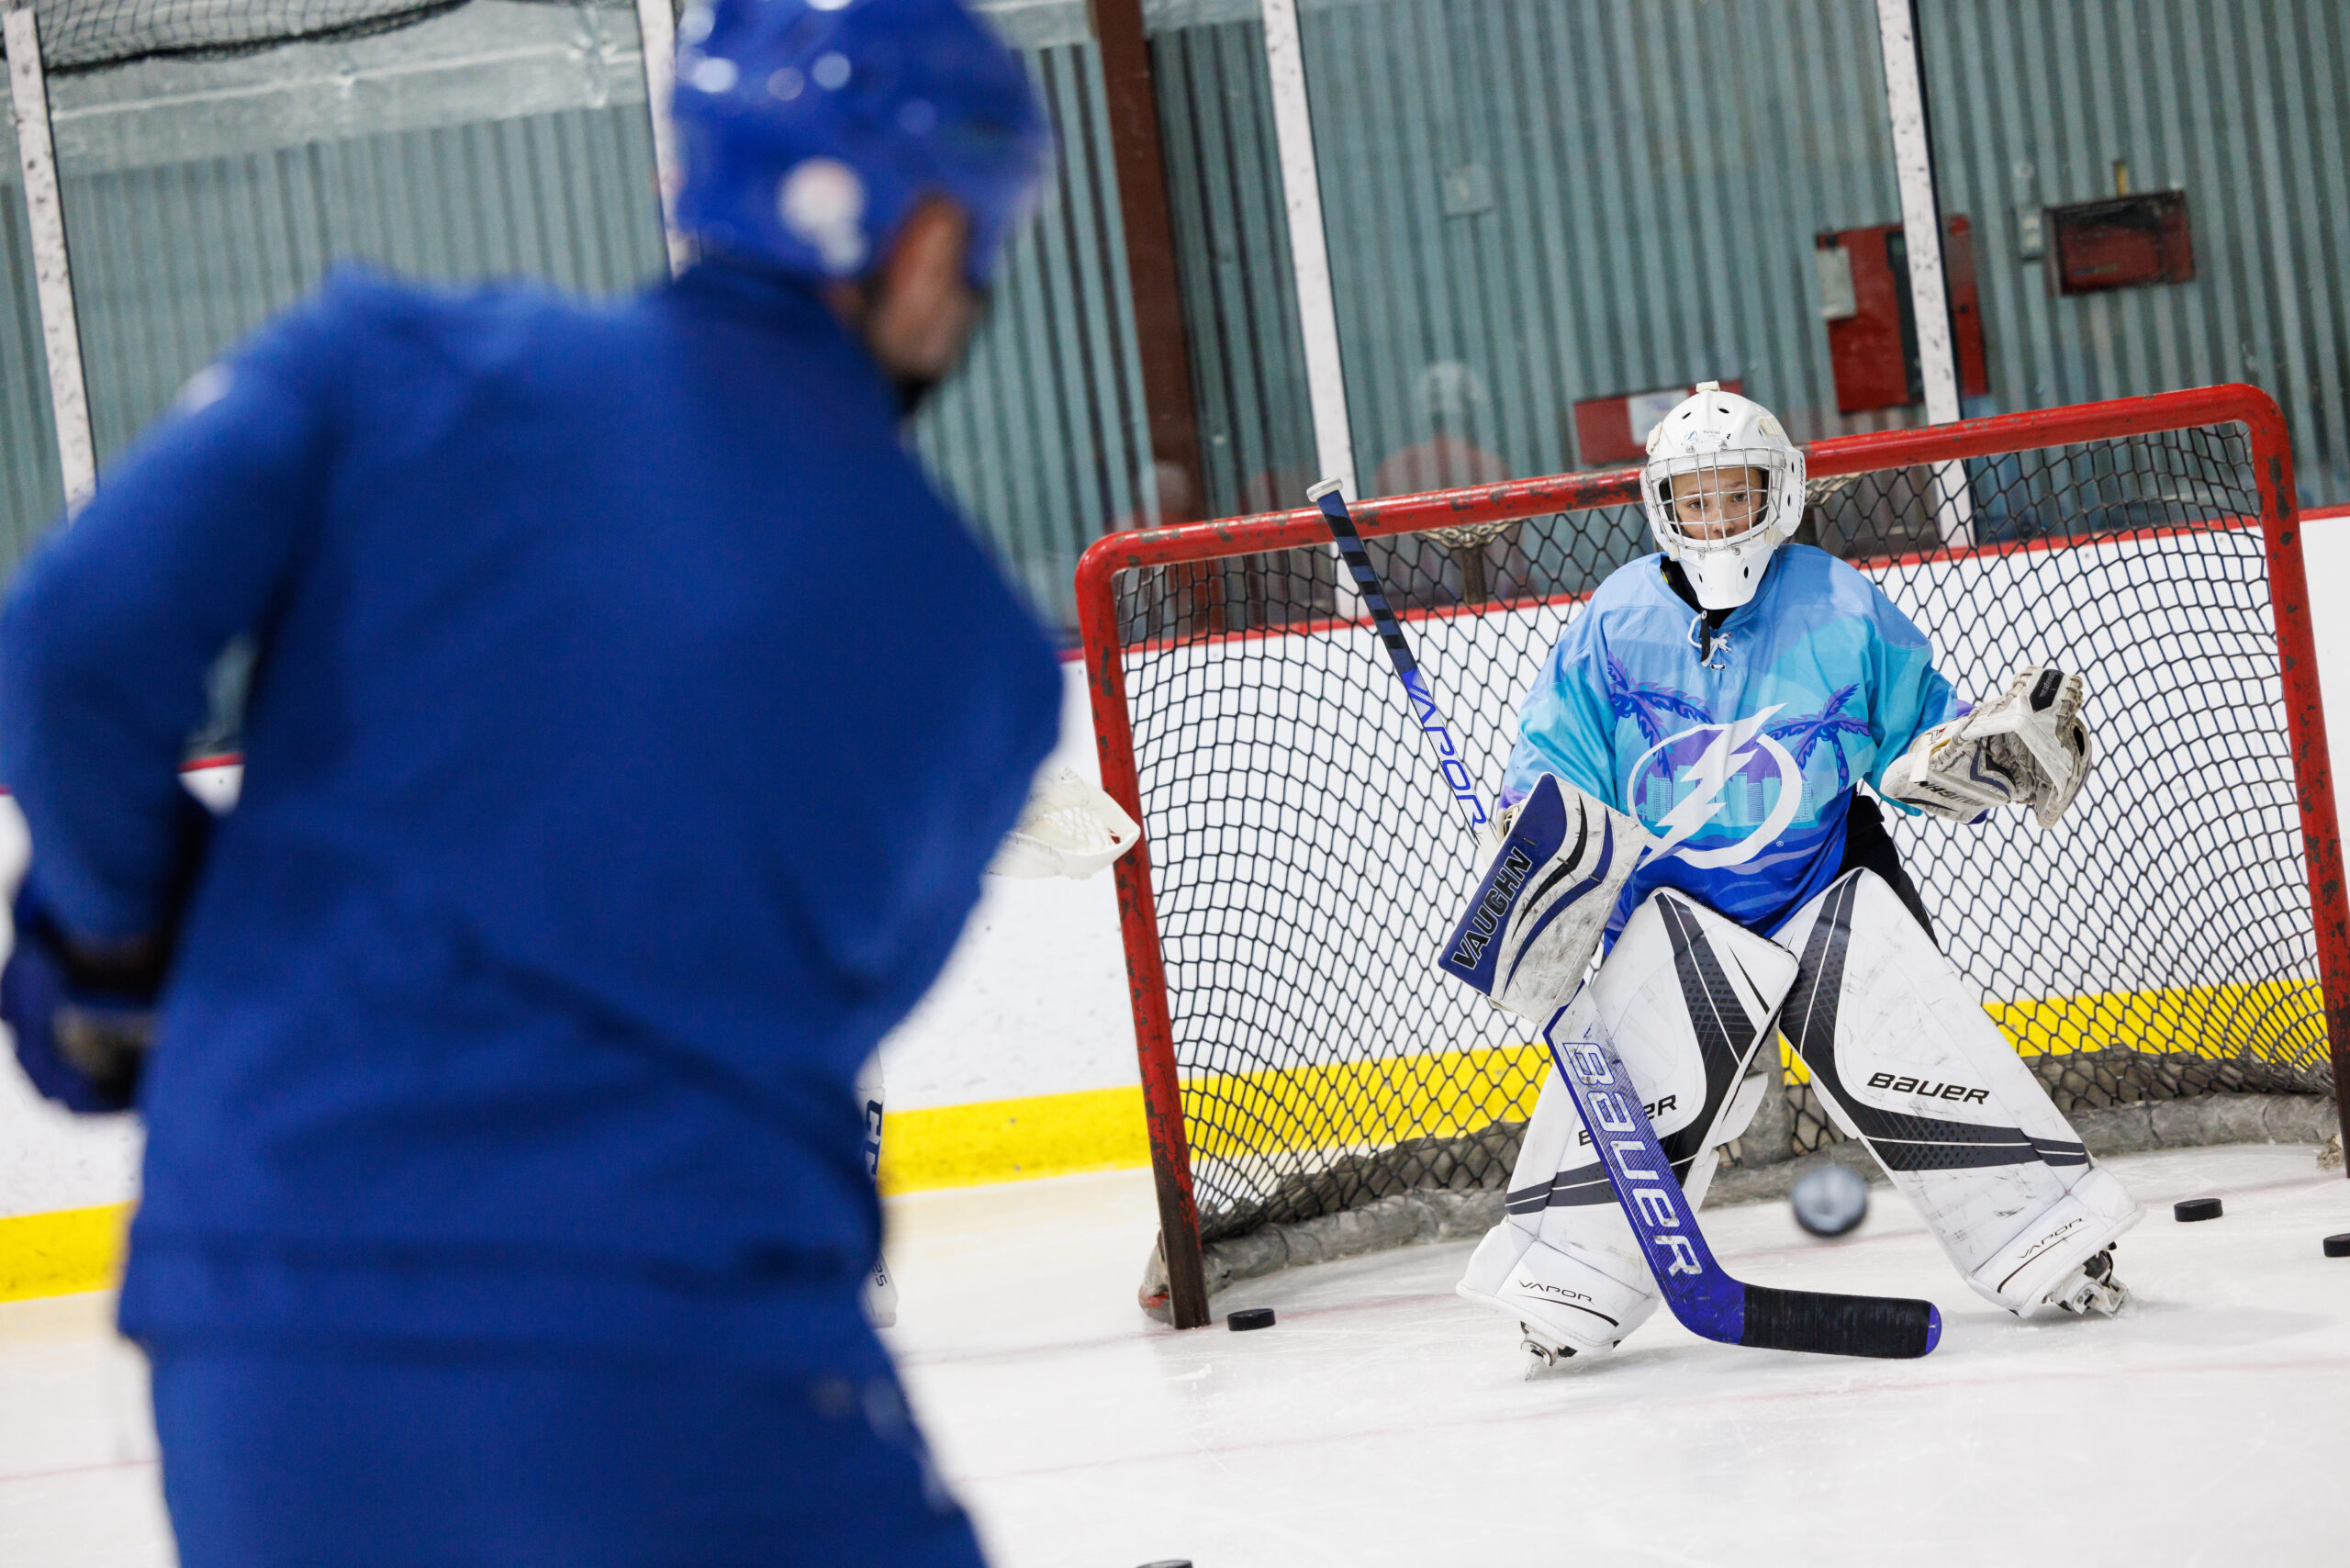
[1,1142,2344,1566]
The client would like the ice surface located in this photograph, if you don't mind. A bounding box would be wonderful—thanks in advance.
[887,1145,2350,1568]
[4,1143,2344,1565]
[0,1294,168,1568]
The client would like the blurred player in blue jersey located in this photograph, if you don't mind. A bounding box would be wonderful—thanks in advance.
[1447,384,2143,1371]
[0,1,1055,1562]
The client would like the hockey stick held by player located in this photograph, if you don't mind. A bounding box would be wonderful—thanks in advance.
[0,2,1056,1562]
[829,770,1139,1327]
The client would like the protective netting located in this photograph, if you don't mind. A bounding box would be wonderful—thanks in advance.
[1102,420,2335,1249]
[6,0,626,74]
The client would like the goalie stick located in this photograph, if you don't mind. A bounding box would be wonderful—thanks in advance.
[1311,480,1490,831]
[1309,479,1941,1361]
[1546,1008,1939,1358]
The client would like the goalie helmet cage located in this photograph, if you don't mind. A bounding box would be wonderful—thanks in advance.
[1075,385,2350,1331]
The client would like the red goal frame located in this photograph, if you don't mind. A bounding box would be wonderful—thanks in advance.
[1074,384,2350,1329]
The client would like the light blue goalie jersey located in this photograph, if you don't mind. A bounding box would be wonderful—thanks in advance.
[1500,543,1964,940]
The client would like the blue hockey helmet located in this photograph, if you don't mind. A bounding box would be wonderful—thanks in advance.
[667,0,1054,286]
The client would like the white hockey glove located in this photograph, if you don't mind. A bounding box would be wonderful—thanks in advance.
[1438,772,1649,1022]
[988,767,1144,879]
[1880,665,2092,829]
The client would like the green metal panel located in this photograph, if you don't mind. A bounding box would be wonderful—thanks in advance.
[4,0,2336,626]
[1142,0,2347,521]
[57,106,669,473]
[0,2,1159,638]
[1290,0,1908,502]
[1148,17,1316,517]
[0,1,666,582]
[1919,0,2350,505]
[0,106,64,576]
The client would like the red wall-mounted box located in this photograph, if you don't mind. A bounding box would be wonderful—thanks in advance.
[1816,218,1988,415]
[2047,191,2194,295]
[1572,379,1744,468]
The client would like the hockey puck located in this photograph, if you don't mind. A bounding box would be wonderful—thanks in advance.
[1137,1561,1194,1567]
[2174,1197,2223,1222]
[1226,1307,1276,1331]
[1790,1163,1869,1238]
[2324,1234,2350,1258]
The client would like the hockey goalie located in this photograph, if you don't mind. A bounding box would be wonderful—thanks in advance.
[1449,384,2140,1368]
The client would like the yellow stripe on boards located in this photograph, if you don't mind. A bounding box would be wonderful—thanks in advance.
[1986,980,2325,1059]
[1180,1043,1551,1162]
[3,980,2315,1295]
[876,1085,1151,1194]
[1778,980,2322,1083]
[0,1202,131,1305]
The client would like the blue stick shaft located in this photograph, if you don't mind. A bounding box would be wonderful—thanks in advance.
[1312,481,1489,831]
[1544,1016,1744,1338]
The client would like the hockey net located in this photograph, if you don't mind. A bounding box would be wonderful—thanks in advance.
[1074,386,2350,1327]
[3,0,628,74]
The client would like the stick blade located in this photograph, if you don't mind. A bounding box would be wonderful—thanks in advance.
[1740,1285,1942,1359]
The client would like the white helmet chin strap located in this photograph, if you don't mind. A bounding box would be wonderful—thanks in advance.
[1639,382,1807,612]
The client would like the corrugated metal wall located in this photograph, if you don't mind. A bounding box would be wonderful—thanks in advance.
[1920,0,2350,505]
[0,1,1158,635]
[1150,17,1318,518]
[62,108,667,467]
[0,111,63,573]
[0,0,2341,623]
[1261,0,2348,508]
[1292,0,1912,493]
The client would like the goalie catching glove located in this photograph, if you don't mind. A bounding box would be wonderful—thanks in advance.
[988,767,1143,880]
[1881,664,2091,828]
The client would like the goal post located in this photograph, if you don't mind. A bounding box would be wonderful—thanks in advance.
[1075,385,2350,1330]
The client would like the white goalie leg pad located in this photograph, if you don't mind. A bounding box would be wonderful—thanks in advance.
[1438,772,1651,1022]
[1457,890,1798,1357]
[1776,871,2143,1316]
[1456,1002,1662,1361]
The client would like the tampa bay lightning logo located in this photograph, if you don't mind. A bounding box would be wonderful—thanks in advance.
[1630,705,1803,868]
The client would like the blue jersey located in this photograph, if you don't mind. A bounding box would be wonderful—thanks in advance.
[0,262,1059,1375]
[1501,544,1962,939]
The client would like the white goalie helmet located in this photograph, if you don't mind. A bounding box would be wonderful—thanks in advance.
[1639,382,1806,610]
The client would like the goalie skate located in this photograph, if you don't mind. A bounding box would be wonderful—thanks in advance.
[1458,1223,1661,1372]
[2041,1245,2128,1317]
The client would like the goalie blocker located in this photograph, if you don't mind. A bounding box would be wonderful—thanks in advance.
[1449,774,2140,1365]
